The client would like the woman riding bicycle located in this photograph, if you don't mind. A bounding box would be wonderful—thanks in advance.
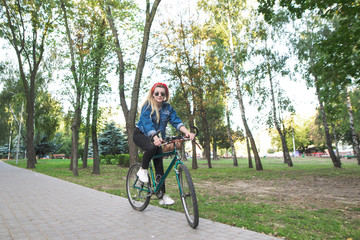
[133,82,195,206]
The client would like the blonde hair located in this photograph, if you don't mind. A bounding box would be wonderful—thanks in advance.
[141,85,170,123]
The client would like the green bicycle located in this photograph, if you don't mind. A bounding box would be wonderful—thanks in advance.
[126,127,199,228]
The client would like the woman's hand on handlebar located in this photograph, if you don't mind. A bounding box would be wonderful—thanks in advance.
[185,132,195,141]
[180,126,196,141]
[152,135,163,146]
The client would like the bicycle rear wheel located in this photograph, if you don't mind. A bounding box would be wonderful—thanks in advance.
[126,163,151,211]
[178,164,199,228]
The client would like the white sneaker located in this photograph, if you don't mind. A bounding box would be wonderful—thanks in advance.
[159,195,175,206]
[136,168,149,183]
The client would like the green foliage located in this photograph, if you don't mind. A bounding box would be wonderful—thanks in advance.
[267,148,275,154]
[259,0,360,83]
[0,146,9,158]
[99,154,141,167]
[0,63,25,146]
[98,122,128,156]
[34,140,57,158]
[52,131,72,156]
[269,114,330,152]
[34,91,62,143]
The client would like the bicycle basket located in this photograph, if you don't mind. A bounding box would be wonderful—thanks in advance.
[162,140,183,152]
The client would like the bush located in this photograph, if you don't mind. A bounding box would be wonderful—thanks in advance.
[99,154,143,168]
[105,155,114,164]
[115,154,126,167]
[267,148,275,154]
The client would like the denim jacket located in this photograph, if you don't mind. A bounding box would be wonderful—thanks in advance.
[136,102,184,138]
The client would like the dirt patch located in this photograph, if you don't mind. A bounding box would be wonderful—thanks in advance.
[198,176,360,213]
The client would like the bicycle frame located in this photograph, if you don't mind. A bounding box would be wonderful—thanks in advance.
[137,147,183,196]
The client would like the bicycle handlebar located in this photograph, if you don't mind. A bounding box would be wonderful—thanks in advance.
[150,126,199,145]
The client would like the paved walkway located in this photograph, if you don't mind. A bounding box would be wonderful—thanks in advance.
[0,161,280,240]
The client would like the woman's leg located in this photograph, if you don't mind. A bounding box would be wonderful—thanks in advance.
[133,128,158,169]
[153,147,165,193]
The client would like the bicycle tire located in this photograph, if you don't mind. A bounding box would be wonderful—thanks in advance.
[178,164,199,228]
[126,163,151,211]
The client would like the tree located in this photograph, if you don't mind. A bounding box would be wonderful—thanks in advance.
[0,0,60,168]
[89,10,109,175]
[98,122,128,155]
[345,87,360,164]
[199,0,263,170]
[291,15,341,167]
[159,17,226,169]
[249,11,293,166]
[60,0,110,175]
[61,0,87,176]
[324,86,360,164]
[159,19,202,169]
[105,0,161,166]
[207,23,240,166]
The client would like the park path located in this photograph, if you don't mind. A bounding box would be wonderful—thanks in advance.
[0,161,280,240]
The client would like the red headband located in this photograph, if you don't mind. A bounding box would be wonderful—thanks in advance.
[151,82,168,94]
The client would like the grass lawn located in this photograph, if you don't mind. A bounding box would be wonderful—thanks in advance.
[5,157,360,240]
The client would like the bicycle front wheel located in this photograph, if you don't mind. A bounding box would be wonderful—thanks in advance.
[178,164,199,228]
[126,163,151,211]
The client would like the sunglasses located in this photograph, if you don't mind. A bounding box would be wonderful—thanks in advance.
[154,92,166,97]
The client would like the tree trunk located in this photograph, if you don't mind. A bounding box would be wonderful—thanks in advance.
[346,87,360,165]
[91,73,100,174]
[7,120,13,161]
[212,140,218,161]
[226,106,238,166]
[175,67,198,168]
[246,135,253,168]
[70,91,81,176]
[126,122,138,165]
[315,77,341,168]
[200,104,212,168]
[279,131,293,166]
[91,18,107,174]
[190,117,198,169]
[61,1,82,176]
[332,125,341,160]
[82,133,90,168]
[236,78,262,170]
[266,49,293,167]
[181,144,187,161]
[92,86,100,174]
[26,79,36,169]
[224,81,238,166]
[227,15,262,170]
[106,1,161,166]
[82,89,93,168]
